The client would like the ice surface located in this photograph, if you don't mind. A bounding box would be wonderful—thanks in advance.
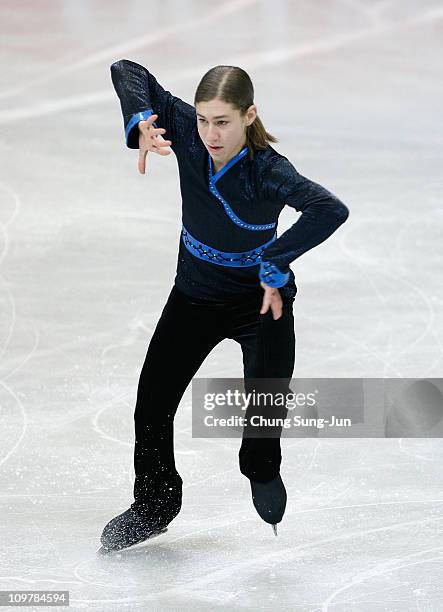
[0,0,442,610]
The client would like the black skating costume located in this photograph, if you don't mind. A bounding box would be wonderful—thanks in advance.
[100,59,349,551]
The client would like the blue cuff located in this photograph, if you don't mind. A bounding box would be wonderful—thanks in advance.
[125,109,156,146]
[259,260,290,288]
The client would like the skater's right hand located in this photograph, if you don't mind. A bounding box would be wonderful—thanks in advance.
[138,114,172,174]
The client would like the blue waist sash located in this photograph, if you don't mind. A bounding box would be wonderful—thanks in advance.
[181,225,276,268]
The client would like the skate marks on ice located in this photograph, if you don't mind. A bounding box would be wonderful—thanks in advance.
[1,0,442,608]
[335,211,443,378]
[1,1,441,124]
[0,0,256,102]
[318,544,443,612]
[72,508,443,610]
[293,205,442,379]
[0,182,30,473]
[76,437,442,608]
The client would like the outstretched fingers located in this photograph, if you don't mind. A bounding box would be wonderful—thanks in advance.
[152,134,173,155]
[138,146,148,174]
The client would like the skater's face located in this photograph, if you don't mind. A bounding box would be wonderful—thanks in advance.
[196,99,257,168]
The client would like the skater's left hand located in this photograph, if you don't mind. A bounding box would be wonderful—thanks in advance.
[260,282,283,320]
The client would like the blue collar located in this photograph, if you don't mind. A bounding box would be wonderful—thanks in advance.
[209,146,248,184]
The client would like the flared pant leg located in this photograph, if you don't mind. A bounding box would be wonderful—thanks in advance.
[227,293,296,483]
[133,285,225,504]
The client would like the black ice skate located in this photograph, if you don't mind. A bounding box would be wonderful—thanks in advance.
[98,471,182,553]
[250,473,287,536]
[98,506,170,554]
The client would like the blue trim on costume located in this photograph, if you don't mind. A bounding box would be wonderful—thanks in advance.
[211,146,248,183]
[208,149,277,232]
[125,109,155,145]
[259,260,290,288]
[182,225,277,267]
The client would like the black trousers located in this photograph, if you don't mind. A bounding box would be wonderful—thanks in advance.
[133,284,296,503]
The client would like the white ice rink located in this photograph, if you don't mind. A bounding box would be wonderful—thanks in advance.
[1,1,442,610]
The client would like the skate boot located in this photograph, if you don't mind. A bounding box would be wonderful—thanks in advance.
[99,471,182,553]
[250,473,287,536]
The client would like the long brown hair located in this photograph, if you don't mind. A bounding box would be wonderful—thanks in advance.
[194,65,278,161]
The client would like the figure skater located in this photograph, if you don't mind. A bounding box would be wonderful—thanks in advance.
[99,59,349,552]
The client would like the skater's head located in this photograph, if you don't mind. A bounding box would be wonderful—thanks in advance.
[194,65,278,163]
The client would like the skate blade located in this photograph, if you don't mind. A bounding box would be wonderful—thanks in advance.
[272,524,278,536]
[97,527,168,555]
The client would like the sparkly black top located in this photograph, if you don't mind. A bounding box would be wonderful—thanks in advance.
[110,59,349,302]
